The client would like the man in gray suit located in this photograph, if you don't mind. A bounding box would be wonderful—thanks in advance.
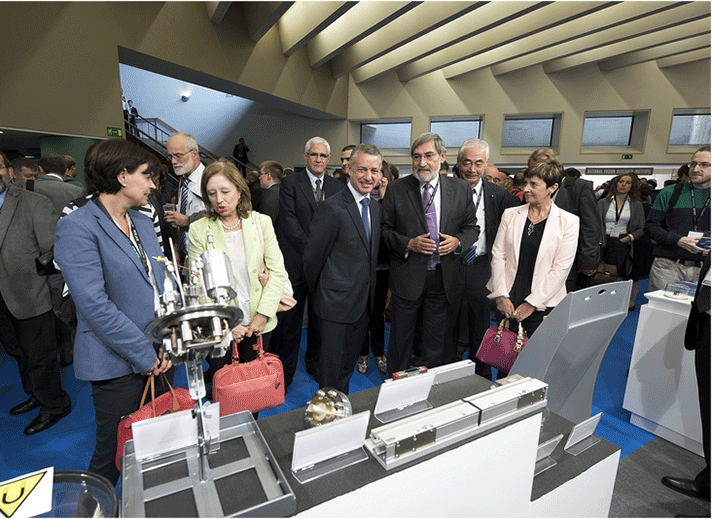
[32,153,86,214]
[0,152,71,435]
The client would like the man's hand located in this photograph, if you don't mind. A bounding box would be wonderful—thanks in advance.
[619,235,631,244]
[438,233,459,256]
[578,267,597,277]
[407,233,437,254]
[164,211,190,228]
[678,236,709,255]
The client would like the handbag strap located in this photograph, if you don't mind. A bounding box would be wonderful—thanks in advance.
[515,321,527,352]
[137,373,180,416]
[495,319,509,343]
[251,335,265,360]
[231,339,240,363]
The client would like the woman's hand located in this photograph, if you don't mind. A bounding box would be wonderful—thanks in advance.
[245,313,268,337]
[512,301,536,322]
[619,235,631,244]
[232,324,249,342]
[496,297,515,318]
[145,348,172,376]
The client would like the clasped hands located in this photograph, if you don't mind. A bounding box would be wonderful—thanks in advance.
[231,313,268,342]
[407,233,459,256]
[144,348,172,377]
[496,297,535,323]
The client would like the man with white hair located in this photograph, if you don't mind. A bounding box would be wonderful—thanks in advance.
[274,137,344,387]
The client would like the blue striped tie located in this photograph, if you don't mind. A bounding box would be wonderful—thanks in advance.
[178,177,189,256]
[360,198,370,242]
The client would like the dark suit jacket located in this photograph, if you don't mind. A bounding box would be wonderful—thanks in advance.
[686,256,710,351]
[55,200,171,381]
[381,174,479,303]
[21,175,86,216]
[553,176,602,272]
[259,184,280,227]
[277,171,344,285]
[0,184,57,320]
[303,188,380,324]
[480,181,520,257]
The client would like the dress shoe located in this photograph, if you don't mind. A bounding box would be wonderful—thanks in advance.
[10,397,39,415]
[661,476,710,499]
[24,408,71,435]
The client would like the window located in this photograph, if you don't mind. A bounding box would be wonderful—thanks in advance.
[430,117,482,148]
[502,114,561,148]
[583,115,633,146]
[669,109,710,146]
[580,110,649,153]
[360,121,411,153]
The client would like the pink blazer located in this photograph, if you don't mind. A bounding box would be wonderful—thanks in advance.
[487,203,579,310]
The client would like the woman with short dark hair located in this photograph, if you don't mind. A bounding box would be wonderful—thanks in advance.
[55,139,173,485]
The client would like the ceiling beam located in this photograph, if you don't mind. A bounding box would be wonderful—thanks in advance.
[396,1,609,83]
[278,1,355,57]
[242,2,294,42]
[599,33,711,71]
[543,16,710,74]
[204,1,231,24]
[330,2,483,79]
[443,1,659,79]
[492,2,709,76]
[657,47,711,68]
[307,2,419,69]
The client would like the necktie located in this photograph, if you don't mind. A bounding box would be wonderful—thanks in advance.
[315,178,323,202]
[178,177,190,255]
[360,198,370,242]
[463,187,480,264]
[422,184,439,268]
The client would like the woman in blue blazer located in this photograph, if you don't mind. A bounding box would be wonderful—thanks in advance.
[55,140,173,485]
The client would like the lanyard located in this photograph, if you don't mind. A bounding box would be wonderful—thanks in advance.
[690,185,710,232]
[614,196,627,224]
[423,178,440,213]
[95,198,150,275]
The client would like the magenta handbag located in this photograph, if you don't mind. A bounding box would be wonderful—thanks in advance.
[213,336,285,416]
[475,319,528,374]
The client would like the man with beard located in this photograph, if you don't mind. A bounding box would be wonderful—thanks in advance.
[381,132,478,372]
[0,151,71,435]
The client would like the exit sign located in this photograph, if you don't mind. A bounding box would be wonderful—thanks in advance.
[106,126,123,138]
[621,154,633,160]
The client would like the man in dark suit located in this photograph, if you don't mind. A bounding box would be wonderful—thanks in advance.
[304,144,382,393]
[257,160,282,227]
[32,154,87,214]
[661,256,710,500]
[451,139,519,375]
[233,137,250,176]
[529,149,601,291]
[0,152,72,435]
[275,137,344,387]
[381,132,479,373]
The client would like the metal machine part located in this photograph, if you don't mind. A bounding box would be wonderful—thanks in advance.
[365,377,548,470]
[304,388,353,427]
[142,233,242,482]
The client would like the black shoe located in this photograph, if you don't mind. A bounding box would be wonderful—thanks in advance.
[10,397,39,415]
[24,408,71,435]
[661,476,710,499]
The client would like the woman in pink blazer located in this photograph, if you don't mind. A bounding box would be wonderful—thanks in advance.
[487,160,579,344]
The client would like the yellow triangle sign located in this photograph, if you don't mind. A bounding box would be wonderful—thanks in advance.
[0,472,46,518]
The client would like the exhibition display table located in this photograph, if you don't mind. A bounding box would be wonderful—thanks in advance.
[623,290,702,456]
[258,374,620,517]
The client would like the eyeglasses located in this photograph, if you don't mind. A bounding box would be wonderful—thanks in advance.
[307,153,329,159]
[167,149,195,161]
[412,153,439,162]
[689,161,711,170]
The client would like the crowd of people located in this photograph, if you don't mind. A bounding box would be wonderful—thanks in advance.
[0,133,708,492]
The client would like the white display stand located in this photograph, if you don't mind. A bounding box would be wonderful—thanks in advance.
[297,413,619,518]
[623,290,702,456]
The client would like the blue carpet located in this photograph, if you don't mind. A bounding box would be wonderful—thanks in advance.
[0,285,655,484]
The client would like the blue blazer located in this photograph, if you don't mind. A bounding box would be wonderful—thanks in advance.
[55,200,170,381]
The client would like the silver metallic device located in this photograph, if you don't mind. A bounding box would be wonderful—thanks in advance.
[143,231,243,480]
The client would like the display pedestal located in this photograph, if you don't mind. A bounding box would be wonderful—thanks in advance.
[623,290,702,456]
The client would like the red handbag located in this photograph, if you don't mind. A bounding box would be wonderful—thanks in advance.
[115,373,195,469]
[213,336,285,416]
[475,319,528,374]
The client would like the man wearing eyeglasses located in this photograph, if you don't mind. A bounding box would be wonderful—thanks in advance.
[381,132,478,373]
[275,137,344,387]
[645,146,711,291]
[164,133,205,259]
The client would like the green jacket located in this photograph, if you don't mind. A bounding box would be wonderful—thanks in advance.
[188,212,287,334]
